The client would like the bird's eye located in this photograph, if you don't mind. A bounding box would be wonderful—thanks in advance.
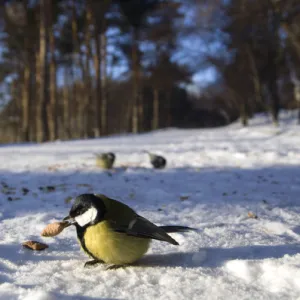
[77,206,86,215]
[70,205,85,217]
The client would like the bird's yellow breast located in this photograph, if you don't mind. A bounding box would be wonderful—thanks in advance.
[96,158,113,169]
[83,221,150,265]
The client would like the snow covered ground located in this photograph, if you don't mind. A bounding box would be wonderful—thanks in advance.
[1,111,300,300]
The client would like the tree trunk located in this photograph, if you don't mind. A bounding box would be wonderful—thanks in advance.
[19,0,30,142]
[101,27,108,136]
[267,2,281,125]
[132,27,140,133]
[71,0,77,138]
[82,1,92,138]
[76,60,85,139]
[71,0,85,138]
[63,67,70,139]
[237,85,249,126]
[9,79,19,142]
[29,57,37,142]
[21,64,30,141]
[36,0,48,142]
[93,24,101,137]
[240,100,248,126]
[139,95,144,132]
[152,87,159,130]
[47,0,57,141]
[245,45,263,109]
[125,97,132,133]
[281,23,300,61]
[268,74,280,125]
[166,90,172,127]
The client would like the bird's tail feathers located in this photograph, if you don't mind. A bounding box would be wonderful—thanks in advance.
[159,225,197,233]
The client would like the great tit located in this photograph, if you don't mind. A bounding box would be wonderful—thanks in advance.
[63,193,195,269]
[145,151,167,169]
[95,152,115,169]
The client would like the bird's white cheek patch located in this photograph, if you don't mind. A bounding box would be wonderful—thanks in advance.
[75,207,98,227]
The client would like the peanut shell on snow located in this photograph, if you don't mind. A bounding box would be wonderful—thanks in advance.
[22,240,49,251]
[41,221,70,237]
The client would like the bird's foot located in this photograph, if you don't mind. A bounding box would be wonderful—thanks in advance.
[106,264,126,270]
[84,259,104,268]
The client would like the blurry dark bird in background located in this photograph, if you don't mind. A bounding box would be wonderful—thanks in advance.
[145,151,167,169]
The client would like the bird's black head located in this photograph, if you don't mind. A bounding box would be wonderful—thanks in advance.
[106,152,115,162]
[99,152,115,163]
[151,155,166,169]
[64,194,106,227]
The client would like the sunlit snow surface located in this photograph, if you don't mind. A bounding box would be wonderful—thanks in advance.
[1,111,300,300]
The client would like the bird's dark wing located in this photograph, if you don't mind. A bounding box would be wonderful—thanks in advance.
[110,215,179,245]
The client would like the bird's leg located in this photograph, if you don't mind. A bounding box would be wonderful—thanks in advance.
[84,259,104,268]
[105,264,126,270]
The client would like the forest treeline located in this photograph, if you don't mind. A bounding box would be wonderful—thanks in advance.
[0,0,300,143]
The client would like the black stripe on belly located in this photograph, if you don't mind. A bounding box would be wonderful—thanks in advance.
[75,224,98,260]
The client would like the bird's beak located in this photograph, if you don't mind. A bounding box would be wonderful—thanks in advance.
[63,215,70,221]
[63,215,76,225]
